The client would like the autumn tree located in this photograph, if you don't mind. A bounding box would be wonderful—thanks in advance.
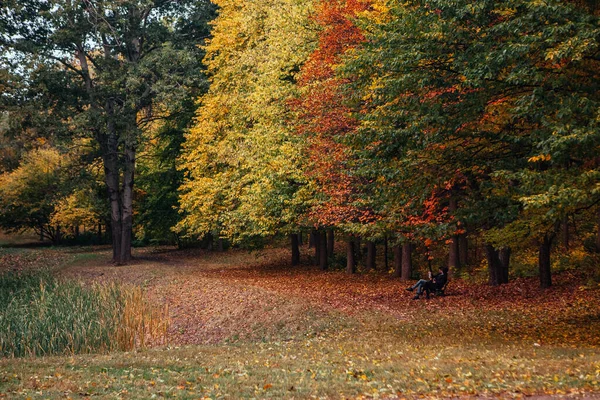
[346,0,600,287]
[178,0,316,262]
[1,0,214,263]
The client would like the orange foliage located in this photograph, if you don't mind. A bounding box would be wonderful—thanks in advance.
[294,0,375,227]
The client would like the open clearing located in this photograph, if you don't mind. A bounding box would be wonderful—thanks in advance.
[1,246,599,399]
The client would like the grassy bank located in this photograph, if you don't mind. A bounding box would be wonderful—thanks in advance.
[0,269,168,358]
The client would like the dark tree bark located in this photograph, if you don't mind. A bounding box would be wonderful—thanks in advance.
[366,241,376,270]
[119,143,135,264]
[393,245,402,278]
[291,234,300,266]
[499,247,511,284]
[313,230,320,262]
[596,208,600,252]
[485,244,501,286]
[319,231,328,270]
[539,234,553,288]
[384,236,389,270]
[309,230,316,248]
[448,198,461,270]
[346,239,356,274]
[401,242,412,281]
[327,229,334,257]
[459,234,468,266]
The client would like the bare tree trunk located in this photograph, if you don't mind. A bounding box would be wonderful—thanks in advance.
[120,143,135,264]
[499,247,511,284]
[562,216,569,251]
[393,245,402,278]
[539,234,553,288]
[291,234,300,266]
[596,208,600,252]
[346,239,356,274]
[366,241,376,270]
[485,244,501,286]
[98,97,126,264]
[319,231,328,270]
[313,230,320,263]
[384,236,389,271]
[327,229,334,257]
[401,242,412,281]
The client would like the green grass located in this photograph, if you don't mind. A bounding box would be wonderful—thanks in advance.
[1,313,599,399]
[0,270,167,358]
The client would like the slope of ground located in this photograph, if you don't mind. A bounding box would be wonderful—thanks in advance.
[0,245,599,399]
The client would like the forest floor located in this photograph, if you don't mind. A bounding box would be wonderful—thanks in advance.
[0,244,600,399]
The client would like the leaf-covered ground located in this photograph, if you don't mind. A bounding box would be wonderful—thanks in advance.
[1,245,599,399]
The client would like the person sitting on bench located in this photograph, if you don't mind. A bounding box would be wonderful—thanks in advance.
[406,266,448,300]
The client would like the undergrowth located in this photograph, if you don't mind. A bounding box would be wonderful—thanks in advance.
[0,270,168,358]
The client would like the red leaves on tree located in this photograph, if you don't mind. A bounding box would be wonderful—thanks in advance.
[294,0,374,228]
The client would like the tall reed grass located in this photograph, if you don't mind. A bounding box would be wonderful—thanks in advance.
[0,270,168,358]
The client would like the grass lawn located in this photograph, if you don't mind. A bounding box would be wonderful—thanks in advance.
[0,246,599,399]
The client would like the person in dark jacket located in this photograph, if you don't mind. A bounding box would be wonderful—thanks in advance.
[406,266,448,299]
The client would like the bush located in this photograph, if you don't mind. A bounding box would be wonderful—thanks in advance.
[0,270,168,358]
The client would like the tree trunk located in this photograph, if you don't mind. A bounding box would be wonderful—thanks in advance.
[102,100,123,264]
[485,244,501,286]
[291,233,300,266]
[393,245,402,278]
[539,234,553,288]
[459,234,468,266]
[366,241,376,270]
[319,230,328,270]
[313,230,320,263]
[401,242,412,281]
[384,236,389,270]
[309,230,316,249]
[448,198,461,270]
[596,208,600,252]
[346,239,356,274]
[119,143,135,264]
[327,229,334,257]
[499,247,511,284]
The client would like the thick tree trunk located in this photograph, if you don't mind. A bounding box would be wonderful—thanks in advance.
[327,229,334,257]
[539,234,553,288]
[313,230,320,262]
[485,244,501,286]
[119,144,135,264]
[309,230,316,249]
[319,230,328,270]
[393,245,402,278]
[366,241,376,270]
[346,239,356,274]
[401,242,412,281]
[291,234,300,266]
[499,247,511,284]
[459,234,468,266]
